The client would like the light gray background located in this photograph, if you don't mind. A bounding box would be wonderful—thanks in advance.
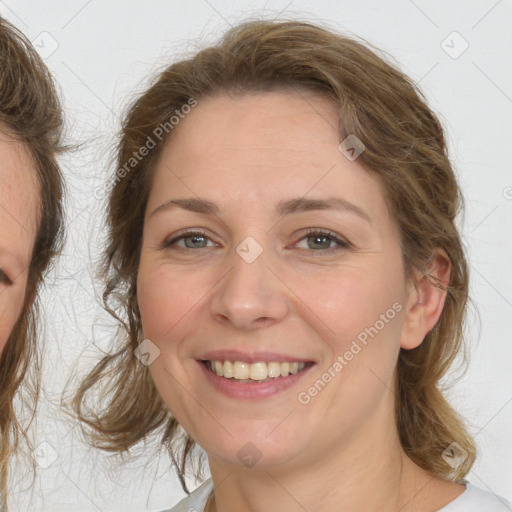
[1,0,511,510]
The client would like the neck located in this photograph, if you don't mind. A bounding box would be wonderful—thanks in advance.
[204,411,431,512]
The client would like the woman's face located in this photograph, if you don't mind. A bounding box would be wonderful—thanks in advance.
[0,133,39,353]
[137,91,429,470]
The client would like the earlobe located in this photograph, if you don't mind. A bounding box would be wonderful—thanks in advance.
[400,250,451,350]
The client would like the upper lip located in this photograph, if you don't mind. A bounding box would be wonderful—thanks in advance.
[199,349,314,364]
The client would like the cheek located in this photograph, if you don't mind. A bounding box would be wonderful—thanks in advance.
[294,268,405,429]
[137,263,208,427]
[0,287,26,352]
[296,263,407,414]
[298,262,405,347]
[137,262,210,342]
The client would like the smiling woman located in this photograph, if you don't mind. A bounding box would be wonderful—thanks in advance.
[73,18,511,512]
[0,17,64,510]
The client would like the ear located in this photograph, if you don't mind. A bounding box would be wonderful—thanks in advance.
[400,249,451,350]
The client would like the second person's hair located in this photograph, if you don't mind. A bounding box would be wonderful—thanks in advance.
[0,16,65,506]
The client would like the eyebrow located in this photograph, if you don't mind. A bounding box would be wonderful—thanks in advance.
[149,196,371,223]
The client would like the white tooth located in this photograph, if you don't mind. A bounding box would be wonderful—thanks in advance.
[267,362,281,378]
[280,362,290,377]
[234,361,250,379]
[223,361,234,378]
[214,360,306,380]
[214,361,224,376]
[250,362,268,380]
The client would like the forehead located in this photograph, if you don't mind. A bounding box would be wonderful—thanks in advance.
[0,132,40,265]
[150,90,389,216]
[163,90,341,158]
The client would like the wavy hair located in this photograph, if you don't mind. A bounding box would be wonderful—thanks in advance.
[0,17,64,508]
[73,18,476,492]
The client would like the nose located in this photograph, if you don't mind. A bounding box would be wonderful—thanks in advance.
[209,242,290,330]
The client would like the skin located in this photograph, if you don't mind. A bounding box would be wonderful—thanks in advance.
[137,90,466,511]
[0,131,39,353]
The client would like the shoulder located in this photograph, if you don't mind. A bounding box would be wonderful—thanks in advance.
[439,481,512,511]
[158,478,214,512]
[156,478,512,512]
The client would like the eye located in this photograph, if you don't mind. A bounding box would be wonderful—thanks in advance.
[160,228,350,253]
[293,228,350,252]
[161,230,218,250]
[0,268,13,285]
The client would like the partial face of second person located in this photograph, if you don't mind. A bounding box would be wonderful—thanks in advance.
[0,130,39,352]
[137,90,447,471]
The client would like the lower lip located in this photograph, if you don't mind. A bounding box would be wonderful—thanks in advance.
[198,361,314,399]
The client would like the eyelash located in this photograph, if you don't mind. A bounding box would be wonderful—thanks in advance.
[161,228,350,253]
[296,228,350,251]
[0,269,13,285]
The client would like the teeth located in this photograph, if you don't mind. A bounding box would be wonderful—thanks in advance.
[250,362,267,380]
[267,362,281,378]
[208,360,307,381]
[214,361,224,377]
[233,361,249,379]
[223,361,234,378]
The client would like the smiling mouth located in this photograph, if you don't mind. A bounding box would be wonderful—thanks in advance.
[202,360,314,382]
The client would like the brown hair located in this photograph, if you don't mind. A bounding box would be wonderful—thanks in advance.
[73,18,476,491]
[0,17,64,507]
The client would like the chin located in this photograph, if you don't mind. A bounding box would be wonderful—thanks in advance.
[195,426,310,470]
